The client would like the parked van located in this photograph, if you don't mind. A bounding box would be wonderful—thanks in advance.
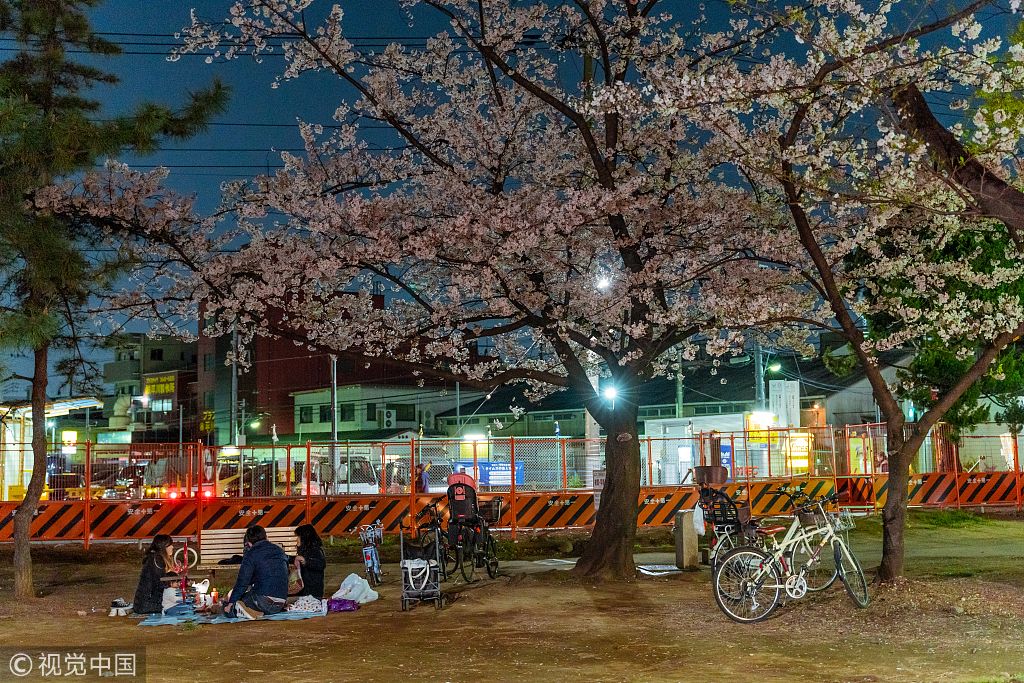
[383,458,455,493]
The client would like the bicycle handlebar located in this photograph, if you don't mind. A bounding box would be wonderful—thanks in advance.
[770,487,849,513]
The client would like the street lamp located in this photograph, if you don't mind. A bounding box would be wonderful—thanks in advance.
[603,386,617,409]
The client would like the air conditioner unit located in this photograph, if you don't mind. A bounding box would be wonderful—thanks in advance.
[382,410,396,428]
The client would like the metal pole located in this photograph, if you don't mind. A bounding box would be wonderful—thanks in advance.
[754,339,765,411]
[510,435,517,541]
[456,382,461,434]
[561,437,568,490]
[331,355,339,495]
[84,440,91,549]
[230,325,238,446]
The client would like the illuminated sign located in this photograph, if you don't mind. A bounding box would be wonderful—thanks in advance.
[144,374,176,396]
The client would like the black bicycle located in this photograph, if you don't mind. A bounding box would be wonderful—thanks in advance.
[415,501,456,580]
[450,515,499,582]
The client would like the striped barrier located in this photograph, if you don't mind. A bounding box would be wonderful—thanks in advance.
[513,492,595,529]
[907,473,958,507]
[310,496,408,535]
[199,499,310,533]
[957,472,1017,507]
[873,475,888,509]
[837,476,874,507]
[0,501,85,542]
[89,501,197,541]
[638,488,699,526]
[1,473,1020,544]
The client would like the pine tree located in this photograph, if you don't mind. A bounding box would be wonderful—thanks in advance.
[0,0,228,598]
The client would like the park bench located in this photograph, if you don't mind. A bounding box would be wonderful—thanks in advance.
[196,526,297,576]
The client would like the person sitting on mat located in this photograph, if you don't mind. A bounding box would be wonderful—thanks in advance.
[222,525,289,620]
[132,534,181,615]
[288,524,327,599]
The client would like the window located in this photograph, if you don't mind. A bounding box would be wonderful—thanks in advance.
[150,348,163,361]
[319,405,333,423]
[299,406,313,424]
[389,404,416,421]
[533,413,554,422]
[151,398,173,412]
[203,353,215,371]
[204,391,215,410]
[638,406,677,418]
[694,405,724,415]
[339,404,355,422]
[366,403,376,422]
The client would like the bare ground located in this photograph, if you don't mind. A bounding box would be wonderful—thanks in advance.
[0,513,1023,683]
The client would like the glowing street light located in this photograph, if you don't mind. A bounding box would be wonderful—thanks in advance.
[597,277,611,290]
[603,386,617,409]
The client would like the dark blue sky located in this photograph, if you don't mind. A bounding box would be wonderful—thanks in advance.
[85,1,450,212]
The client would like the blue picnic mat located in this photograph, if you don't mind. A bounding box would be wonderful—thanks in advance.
[138,606,326,626]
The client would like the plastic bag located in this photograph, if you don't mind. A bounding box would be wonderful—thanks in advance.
[327,598,359,612]
[693,504,705,536]
[288,567,304,595]
[331,573,379,604]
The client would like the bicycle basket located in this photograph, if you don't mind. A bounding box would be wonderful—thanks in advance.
[479,497,503,524]
[831,509,856,532]
[798,510,826,528]
[359,524,383,545]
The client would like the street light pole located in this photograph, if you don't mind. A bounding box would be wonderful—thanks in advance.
[754,339,766,411]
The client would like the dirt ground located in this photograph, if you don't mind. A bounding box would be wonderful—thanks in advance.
[1,512,1024,683]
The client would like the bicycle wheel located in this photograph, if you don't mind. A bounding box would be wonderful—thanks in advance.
[795,537,838,591]
[709,533,735,574]
[713,547,781,624]
[173,546,199,569]
[440,536,456,580]
[484,533,499,578]
[833,539,870,608]
[363,548,380,587]
[458,545,476,582]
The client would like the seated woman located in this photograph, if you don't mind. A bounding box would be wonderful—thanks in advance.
[288,524,326,599]
[132,534,180,615]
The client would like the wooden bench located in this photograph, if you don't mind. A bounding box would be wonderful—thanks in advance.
[196,527,297,576]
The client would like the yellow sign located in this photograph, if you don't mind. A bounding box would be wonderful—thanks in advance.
[744,412,780,446]
[200,410,215,432]
[786,432,812,471]
[61,430,77,446]
[144,374,176,396]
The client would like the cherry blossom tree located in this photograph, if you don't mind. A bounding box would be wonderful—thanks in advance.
[39,0,1024,582]
[648,0,1024,580]
[41,0,814,580]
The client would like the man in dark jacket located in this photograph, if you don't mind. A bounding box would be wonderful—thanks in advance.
[223,525,289,620]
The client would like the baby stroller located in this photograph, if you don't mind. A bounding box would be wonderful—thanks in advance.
[398,518,444,611]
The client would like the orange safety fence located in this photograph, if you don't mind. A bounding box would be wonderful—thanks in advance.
[4,423,1024,545]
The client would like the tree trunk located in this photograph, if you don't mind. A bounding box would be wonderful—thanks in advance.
[878,421,911,582]
[13,345,48,598]
[572,404,641,580]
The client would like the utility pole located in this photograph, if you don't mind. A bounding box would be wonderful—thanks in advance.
[230,325,238,446]
[330,354,339,494]
[754,339,766,411]
[675,348,684,417]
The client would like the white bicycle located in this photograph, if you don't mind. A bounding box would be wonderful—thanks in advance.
[712,490,867,623]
